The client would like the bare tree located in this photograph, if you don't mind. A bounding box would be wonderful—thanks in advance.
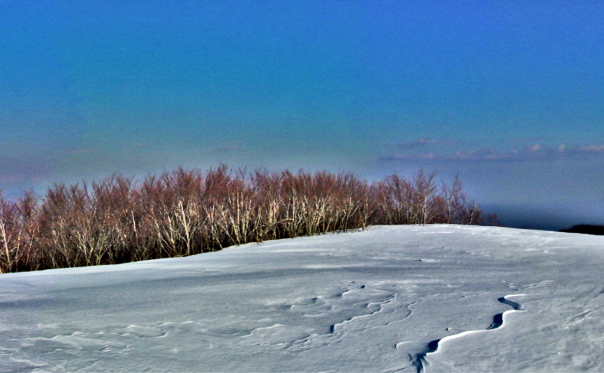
[0,166,485,273]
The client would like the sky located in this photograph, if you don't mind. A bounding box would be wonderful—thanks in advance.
[1,0,603,229]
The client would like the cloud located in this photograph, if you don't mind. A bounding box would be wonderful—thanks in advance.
[385,153,438,161]
[576,145,604,153]
[381,143,604,162]
[397,138,452,150]
[502,137,544,143]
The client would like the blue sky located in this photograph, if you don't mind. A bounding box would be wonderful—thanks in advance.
[1,0,603,229]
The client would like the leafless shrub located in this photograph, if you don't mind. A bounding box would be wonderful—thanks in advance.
[371,169,483,226]
[0,166,484,273]
[0,192,37,273]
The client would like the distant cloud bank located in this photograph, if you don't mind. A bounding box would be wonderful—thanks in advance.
[383,140,604,162]
[396,138,455,150]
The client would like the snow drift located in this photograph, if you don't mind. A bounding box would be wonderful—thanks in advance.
[1,225,604,372]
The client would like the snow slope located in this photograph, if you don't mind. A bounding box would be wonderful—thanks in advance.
[1,225,604,372]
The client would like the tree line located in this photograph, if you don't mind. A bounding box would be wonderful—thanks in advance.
[0,166,486,273]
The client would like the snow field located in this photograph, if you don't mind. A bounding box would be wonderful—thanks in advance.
[1,225,604,372]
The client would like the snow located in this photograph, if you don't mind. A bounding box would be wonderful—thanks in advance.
[1,225,604,372]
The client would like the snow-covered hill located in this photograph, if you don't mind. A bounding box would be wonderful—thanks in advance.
[1,225,604,372]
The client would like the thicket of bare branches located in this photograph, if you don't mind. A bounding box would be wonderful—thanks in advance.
[371,169,482,226]
[0,166,486,273]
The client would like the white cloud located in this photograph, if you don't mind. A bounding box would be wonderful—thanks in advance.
[397,138,452,150]
[381,143,604,162]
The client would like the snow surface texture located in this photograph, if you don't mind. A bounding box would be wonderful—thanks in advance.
[1,225,604,372]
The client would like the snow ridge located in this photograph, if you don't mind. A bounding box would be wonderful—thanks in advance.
[411,294,526,373]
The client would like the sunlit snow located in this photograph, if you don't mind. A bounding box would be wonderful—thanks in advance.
[1,225,604,372]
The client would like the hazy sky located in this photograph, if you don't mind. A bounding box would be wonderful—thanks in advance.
[1,0,603,229]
